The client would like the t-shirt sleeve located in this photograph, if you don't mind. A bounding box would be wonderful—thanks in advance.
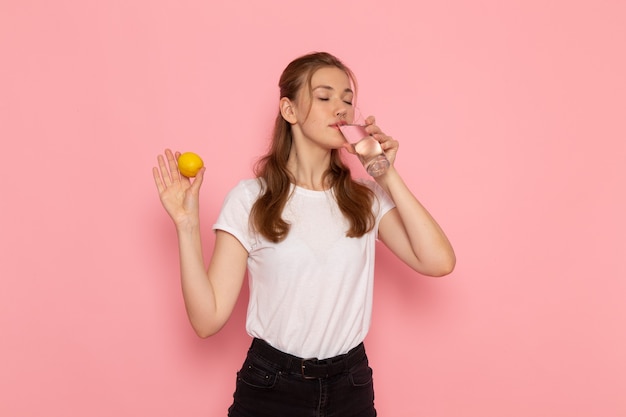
[212,180,260,252]
[362,179,396,222]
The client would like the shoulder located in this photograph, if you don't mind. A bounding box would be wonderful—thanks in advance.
[218,178,263,211]
[227,178,263,198]
[355,178,384,197]
[355,178,395,214]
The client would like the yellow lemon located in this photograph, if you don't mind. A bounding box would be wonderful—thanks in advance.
[177,152,204,177]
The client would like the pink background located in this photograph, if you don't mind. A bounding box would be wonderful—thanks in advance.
[1,0,625,416]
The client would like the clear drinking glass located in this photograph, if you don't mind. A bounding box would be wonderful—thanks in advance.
[339,124,390,177]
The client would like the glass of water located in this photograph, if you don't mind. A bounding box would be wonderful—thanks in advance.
[339,124,390,177]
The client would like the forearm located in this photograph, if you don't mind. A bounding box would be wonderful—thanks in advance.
[176,223,219,337]
[377,166,456,275]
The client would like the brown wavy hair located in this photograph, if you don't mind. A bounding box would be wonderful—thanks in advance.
[250,52,375,243]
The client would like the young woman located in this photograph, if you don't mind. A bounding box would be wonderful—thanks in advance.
[153,52,455,417]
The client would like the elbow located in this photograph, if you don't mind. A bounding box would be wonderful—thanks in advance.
[187,308,228,339]
[432,245,457,277]
[418,253,456,277]
[434,253,456,277]
[430,261,455,277]
[191,321,224,339]
[193,326,220,339]
[194,329,213,339]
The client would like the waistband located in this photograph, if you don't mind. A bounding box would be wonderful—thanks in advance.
[249,338,367,380]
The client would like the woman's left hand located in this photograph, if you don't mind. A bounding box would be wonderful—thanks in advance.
[363,115,399,166]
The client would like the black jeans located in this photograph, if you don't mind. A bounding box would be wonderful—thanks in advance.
[228,338,377,417]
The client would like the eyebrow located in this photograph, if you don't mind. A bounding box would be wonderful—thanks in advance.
[313,85,354,94]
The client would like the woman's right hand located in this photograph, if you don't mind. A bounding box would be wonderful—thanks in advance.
[152,148,205,229]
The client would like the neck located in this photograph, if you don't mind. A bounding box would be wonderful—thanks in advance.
[286,143,332,191]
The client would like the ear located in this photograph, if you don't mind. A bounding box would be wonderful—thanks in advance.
[280,97,298,124]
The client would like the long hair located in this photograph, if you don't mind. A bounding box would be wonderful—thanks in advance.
[250,52,375,243]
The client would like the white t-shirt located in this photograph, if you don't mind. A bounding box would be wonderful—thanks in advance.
[213,179,395,359]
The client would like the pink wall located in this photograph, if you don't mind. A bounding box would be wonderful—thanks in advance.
[1,0,625,416]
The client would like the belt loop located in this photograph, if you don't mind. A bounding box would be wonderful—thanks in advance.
[284,355,292,375]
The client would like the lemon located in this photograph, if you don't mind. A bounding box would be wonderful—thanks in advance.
[177,152,204,177]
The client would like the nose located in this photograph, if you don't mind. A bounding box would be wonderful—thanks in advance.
[336,107,347,119]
